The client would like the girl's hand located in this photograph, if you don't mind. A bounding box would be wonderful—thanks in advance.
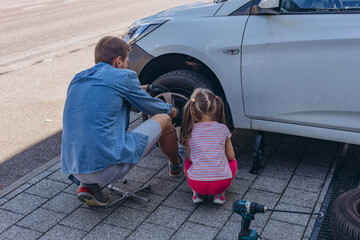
[225,138,235,160]
[186,145,192,162]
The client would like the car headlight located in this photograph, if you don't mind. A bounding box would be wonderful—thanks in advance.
[123,19,169,44]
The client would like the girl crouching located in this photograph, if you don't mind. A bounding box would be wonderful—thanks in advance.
[180,88,237,204]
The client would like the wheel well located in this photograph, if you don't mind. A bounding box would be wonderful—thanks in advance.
[139,53,225,97]
[139,53,234,129]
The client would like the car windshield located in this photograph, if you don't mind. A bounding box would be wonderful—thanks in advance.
[281,0,360,12]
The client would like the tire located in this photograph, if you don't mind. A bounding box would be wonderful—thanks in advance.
[151,70,233,128]
[153,70,218,99]
[143,69,234,128]
[142,70,215,124]
[330,188,360,240]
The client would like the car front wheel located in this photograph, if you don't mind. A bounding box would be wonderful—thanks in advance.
[330,188,360,240]
[152,70,217,98]
[151,70,230,126]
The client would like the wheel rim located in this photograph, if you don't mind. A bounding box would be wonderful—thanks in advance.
[143,92,189,127]
[154,92,189,106]
[353,196,360,218]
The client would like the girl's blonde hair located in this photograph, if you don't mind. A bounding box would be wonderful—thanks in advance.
[179,88,225,145]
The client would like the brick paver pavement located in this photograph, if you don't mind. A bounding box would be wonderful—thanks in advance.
[0,112,341,240]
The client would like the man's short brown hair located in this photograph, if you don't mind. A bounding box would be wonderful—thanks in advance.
[94,36,131,64]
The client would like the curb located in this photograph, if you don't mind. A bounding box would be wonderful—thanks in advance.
[0,155,61,198]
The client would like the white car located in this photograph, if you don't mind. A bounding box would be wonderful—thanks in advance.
[123,0,360,145]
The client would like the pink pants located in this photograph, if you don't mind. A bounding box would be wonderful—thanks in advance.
[184,158,237,195]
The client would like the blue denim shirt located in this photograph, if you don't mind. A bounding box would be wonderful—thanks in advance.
[61,62,172,174]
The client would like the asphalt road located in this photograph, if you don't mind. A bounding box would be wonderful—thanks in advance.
[0,0,197,189]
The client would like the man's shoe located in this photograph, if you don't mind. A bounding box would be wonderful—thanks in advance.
[169,162,183,177]
[77,183,110,207]
[169,144,186,177]
[192,192,204,203]
[214,194,226,204]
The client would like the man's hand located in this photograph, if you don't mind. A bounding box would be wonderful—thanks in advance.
[172,96,188,127]
[146,84,170,97]
[171,107,183,127]
[170,107,178,119]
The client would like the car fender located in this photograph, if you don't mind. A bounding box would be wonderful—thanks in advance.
[136,16,251,129]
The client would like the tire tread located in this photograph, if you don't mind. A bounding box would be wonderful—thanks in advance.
[330,189,360,240]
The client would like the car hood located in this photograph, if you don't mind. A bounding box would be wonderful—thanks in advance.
[134,1,224,24]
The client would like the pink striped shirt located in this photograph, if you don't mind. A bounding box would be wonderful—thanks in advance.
[187,121,232,181]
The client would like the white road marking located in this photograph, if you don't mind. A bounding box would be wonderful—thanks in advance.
[44,58,53,62]
[64,0,75,3]
[23,4,47,10]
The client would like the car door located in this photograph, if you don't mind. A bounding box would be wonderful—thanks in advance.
[241,0,360,133]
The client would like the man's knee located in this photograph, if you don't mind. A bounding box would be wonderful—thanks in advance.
[150,114,172,131]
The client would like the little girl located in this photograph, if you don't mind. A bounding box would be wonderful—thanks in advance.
[180,88,237,204]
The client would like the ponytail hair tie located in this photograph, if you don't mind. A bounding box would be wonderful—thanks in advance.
[191,98,195,103]
[215,96,218,99]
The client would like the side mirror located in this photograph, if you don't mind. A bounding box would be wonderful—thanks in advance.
[252,0,280,14]
[258,0,280,8]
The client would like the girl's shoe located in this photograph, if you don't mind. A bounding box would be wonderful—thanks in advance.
[214,194,226,204]
[193,192,204,203]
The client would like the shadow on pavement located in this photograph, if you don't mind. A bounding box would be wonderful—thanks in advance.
[0,131,62,190]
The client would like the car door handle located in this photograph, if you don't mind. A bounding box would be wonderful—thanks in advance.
[223,48,239,55]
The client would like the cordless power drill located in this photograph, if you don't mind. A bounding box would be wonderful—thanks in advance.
[233,200,324,240]
[233,200,267,240]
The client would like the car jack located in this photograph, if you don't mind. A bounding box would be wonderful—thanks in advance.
[250,132,265,174]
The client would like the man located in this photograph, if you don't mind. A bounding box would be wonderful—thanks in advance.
[61,36,184,207]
